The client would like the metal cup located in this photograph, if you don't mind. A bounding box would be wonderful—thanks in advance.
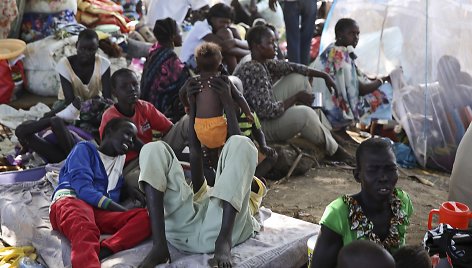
[312,92,323,108]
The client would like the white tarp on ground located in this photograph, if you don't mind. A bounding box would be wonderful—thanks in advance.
[0,103,50,130]
[0,169,318,268]
[322,0,472,171]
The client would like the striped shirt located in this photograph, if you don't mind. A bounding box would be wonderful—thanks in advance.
[238,111,262,138]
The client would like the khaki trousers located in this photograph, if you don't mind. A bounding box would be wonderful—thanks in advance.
[261,73,338,155]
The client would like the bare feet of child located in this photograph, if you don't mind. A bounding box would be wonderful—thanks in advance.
[138,246,170,268]
[208,237,232,268]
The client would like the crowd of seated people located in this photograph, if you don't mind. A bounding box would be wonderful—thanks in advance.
[7,1,471,267]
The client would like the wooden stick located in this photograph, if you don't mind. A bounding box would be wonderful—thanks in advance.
[284,152,303,181]
[398,167,434,187]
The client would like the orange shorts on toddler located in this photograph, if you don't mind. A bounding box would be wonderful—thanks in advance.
[194,116,227,149]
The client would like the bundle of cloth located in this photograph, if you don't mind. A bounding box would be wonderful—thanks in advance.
[20,0,78,43]
[112,0,141,21]
[76,0,131,33]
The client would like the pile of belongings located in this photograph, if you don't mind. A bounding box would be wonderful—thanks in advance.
[20,0,78,43]
[77,0,131,33]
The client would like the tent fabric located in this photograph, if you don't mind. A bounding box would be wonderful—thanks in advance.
[322,0,472,171]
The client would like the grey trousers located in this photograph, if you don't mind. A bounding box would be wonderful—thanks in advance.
[261,73,338,155]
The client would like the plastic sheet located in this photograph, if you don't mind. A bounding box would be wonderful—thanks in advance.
[323,0,472,171]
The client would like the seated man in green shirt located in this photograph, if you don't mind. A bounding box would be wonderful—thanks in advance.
[310,138,413,268]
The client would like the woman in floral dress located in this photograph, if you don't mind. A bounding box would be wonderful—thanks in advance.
[311,18,392,130]
[310,138,413,268]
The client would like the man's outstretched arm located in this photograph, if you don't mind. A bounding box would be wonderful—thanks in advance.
[138,182,171,268]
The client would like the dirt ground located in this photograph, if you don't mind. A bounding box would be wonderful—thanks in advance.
[262,135,450,246]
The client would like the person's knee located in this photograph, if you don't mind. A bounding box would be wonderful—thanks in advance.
[226,135,253,149]
[14,120,35,139]
[14,125,27,140]
[50,116,66,128]
[139,141,175,168]
[49,116,65,126]
[225,136,258,159]
[140,141,170,157]
[285,105,317,129]
[285,73,311,90]
[68,213,100,236]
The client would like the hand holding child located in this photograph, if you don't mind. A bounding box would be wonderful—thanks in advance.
[209,75,233,102]
[185,77,203,98]
[181,77,202,113]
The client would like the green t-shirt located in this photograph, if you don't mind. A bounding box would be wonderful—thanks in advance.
[320,189,413,251]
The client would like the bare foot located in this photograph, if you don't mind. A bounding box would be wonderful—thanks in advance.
[208,238,232,268]
[138,246,170,268]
